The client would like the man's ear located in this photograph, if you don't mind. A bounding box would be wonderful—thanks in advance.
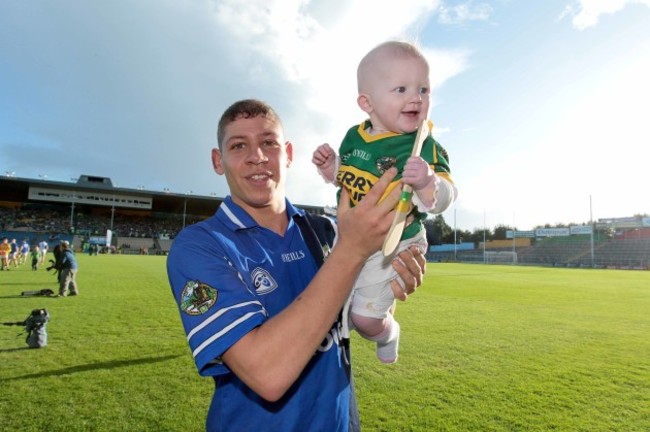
[285,141,293,167]
[357,93,372,114]
[212,148,225,175]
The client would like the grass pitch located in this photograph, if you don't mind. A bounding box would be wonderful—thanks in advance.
[1,257,648,431]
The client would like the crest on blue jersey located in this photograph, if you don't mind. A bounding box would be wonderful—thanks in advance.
[180,280,218,315]
[251,267,278,295]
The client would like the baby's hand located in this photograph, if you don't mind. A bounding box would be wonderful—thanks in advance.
[312,143,335,167]
[402,156,434,191]
[312,143,337,181]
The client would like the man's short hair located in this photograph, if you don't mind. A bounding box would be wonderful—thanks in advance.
[216,99,282,149]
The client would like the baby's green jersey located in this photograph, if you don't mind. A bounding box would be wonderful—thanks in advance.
[336,120,453,241]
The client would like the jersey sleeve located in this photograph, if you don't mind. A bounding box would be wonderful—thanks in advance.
[423,137,451,175]
[167,225,267,377]
[420,136,457,211]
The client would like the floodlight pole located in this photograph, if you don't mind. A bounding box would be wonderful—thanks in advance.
[590,195,595,268]
[183,199,187,229]
[512,211,516,265]
[483,209,486,264]
[110,195,115,231]
[453,208,457,261]
[70,192,75,233]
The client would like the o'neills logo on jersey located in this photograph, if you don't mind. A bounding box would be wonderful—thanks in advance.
[281,250,305,262]
[251,267,278,295]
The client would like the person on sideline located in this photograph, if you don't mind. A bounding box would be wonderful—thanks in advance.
[38,240,48,266]
[30,245,41,271]
[312,40,457,364]
[8,238,19,268]
[19,239,30,266]
[167,99,425,432]
[0,237,11,270]
[58,241,79,296]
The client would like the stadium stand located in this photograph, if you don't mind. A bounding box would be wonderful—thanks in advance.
[427,230,650,270]
[2,175,648,267]
[1,174,325,256]
[589,237,650,269]
[517,236,595,266]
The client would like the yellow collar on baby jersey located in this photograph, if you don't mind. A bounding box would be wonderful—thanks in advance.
[356,119,434,143]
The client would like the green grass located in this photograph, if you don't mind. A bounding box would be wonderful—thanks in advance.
[1,258,649,431]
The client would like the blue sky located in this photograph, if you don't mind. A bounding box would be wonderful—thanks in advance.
[1,0,648,231]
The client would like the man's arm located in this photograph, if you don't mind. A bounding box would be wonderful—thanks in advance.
[222,168,403,402]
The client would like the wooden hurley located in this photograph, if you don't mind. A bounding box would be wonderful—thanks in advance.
[382,120,430,257]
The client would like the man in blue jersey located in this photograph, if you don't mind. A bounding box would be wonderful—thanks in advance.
[167,99,425,432]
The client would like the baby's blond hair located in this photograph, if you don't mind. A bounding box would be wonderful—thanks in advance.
[357,41,428,93]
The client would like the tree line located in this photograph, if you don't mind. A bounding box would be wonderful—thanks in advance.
[423,213,650,246]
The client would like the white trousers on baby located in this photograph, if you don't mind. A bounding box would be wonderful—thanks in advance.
[341,230,427,337]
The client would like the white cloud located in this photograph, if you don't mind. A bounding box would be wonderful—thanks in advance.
[0,0,470,213]
[206,0,470,206]
[424,47,471,93]
[438,1,493,25]
[211,0,453,117]
[562,0,650,30]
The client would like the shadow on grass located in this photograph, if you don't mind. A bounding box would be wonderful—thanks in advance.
[0,347,31,353]
[0,280,56,286]
[1,354,184,381]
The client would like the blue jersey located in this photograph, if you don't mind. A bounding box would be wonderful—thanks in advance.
[167,196,355,432]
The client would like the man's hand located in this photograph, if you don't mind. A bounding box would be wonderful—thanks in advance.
[335,167,401,262]
[390,246,426,301]
[312,143,337,183]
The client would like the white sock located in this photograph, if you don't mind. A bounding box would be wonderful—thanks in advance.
[369,316,400,364]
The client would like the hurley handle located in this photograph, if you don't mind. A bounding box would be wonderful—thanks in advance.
[382,120,429,257]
